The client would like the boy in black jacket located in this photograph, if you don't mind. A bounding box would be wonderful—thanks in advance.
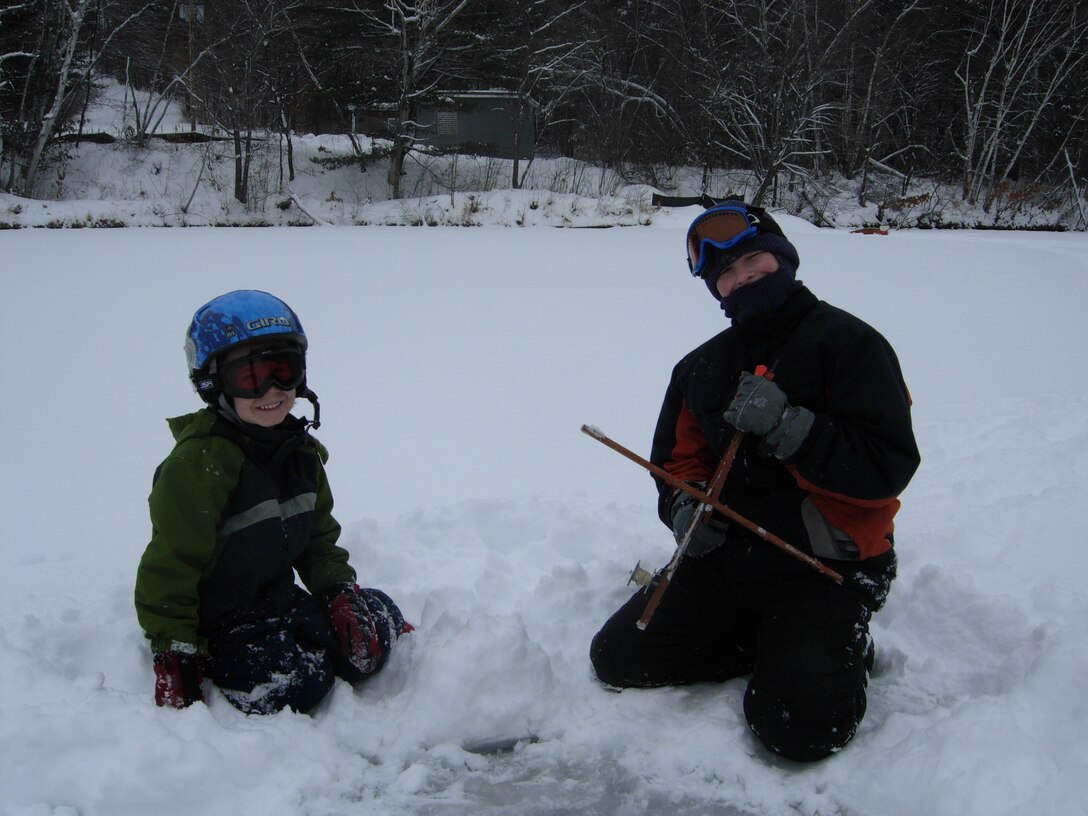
[590,203,919,761]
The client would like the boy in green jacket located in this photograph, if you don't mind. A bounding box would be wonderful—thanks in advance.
[135,290,411,714]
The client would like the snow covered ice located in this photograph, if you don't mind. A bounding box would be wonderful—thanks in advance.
[2,217,1088,816]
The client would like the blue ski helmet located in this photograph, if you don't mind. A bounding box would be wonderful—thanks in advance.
[185,290,308,402]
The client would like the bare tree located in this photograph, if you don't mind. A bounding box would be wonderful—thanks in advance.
[335,0,472,198]
[957,0,1088,209]
[466,0,593,187]
[553,0,690,180]
[195,0,303,206]
[687,0,877,204]
[2,0,84,193]
[834,0,930,197]
[3,0,154,196]
[0,2,37,175]
[108,0,239,144]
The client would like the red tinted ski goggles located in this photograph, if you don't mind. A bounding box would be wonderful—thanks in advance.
[685,205,758,278]
[220,348,305,398]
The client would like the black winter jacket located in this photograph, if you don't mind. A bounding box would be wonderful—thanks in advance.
[651,286,919,567]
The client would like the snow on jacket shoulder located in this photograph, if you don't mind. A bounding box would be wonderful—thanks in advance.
[135,408,353,654]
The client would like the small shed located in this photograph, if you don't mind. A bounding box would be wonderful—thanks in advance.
[357,91,538,161]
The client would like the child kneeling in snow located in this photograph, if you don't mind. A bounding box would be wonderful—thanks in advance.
[590,203,918,761]
[135,290,411,714]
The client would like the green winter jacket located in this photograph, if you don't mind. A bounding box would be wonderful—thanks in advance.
[135,408,355,654]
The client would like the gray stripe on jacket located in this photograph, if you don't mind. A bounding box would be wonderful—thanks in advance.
[218,492,317,537]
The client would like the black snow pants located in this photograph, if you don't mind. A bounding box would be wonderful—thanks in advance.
[203,586,406,715]
[590,545,894,762]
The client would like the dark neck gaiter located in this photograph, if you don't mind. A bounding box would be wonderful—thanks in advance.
[721,255,802,323]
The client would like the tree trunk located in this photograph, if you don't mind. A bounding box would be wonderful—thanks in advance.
[233,128,245,204]
[23,0,90,196]
[387,101,411,199]
[242,128,252,206]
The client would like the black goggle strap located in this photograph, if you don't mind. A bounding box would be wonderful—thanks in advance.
[302,386,321,430]
[193,371,216,398]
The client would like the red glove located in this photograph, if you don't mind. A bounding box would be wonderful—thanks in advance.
[328,583,381,678]
[153,650,205,708]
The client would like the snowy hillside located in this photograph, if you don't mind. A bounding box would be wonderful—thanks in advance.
[3,80,1082,231]
[3,218,1088,815]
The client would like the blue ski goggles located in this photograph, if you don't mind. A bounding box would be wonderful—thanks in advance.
[685,205,758,278]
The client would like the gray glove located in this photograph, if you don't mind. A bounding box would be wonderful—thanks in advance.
[669,488,728,558]
[724,372,815,461]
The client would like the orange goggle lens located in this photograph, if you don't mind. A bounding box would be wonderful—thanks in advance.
[686,206,758,277]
